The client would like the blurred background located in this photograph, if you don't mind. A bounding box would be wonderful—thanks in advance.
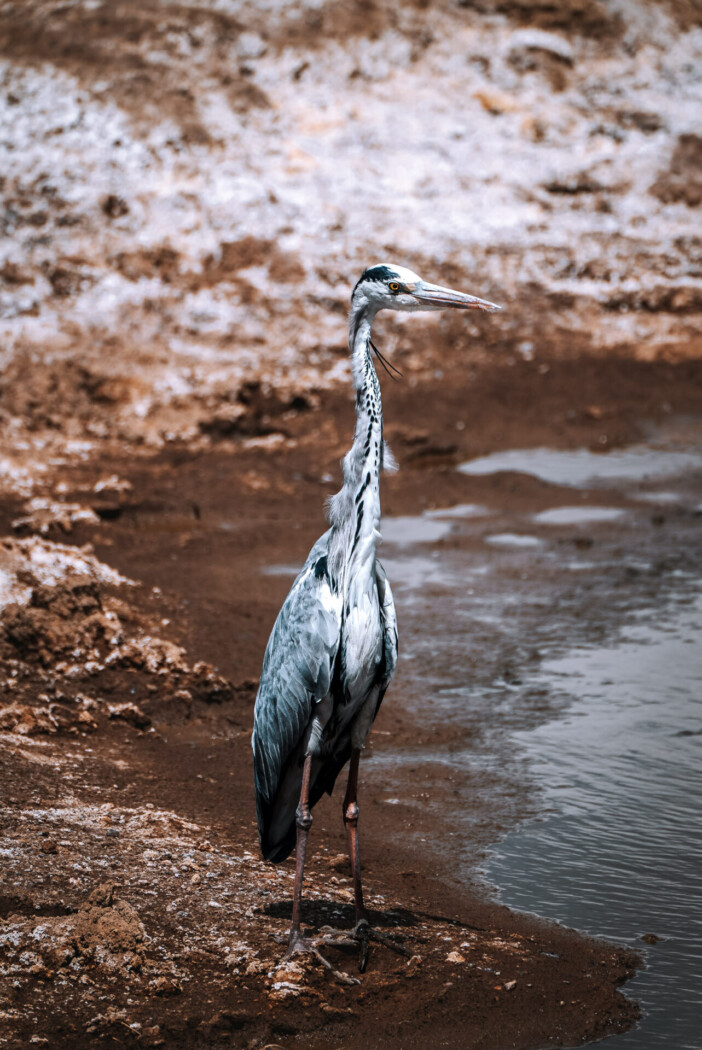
[1,0,701,457]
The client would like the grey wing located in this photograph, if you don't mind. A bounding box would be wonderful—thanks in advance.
[376,558,398,694]
[251,531,342,859]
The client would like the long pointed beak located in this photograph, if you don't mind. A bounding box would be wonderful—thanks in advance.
[411,281,502,312]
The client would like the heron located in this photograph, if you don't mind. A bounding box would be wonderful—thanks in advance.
[252,263,501,977]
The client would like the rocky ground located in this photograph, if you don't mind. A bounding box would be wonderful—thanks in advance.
[1,1,701,1048]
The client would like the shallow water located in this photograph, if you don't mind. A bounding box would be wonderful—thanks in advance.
[488,595,702,1050]
[534,506,627,525]
[458,444,702,488]
[381,422,702,1049]
[484,531,543,547]
[381,515,454,545]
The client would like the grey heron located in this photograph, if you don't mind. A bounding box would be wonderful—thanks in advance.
[252,263,501,975]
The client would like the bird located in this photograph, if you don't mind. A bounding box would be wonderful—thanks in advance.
[251,263,501,977]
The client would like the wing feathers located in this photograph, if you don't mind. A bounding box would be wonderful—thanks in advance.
[252,533,342,857]
[251,541,399,864]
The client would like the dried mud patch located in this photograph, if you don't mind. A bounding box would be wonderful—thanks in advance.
[0,354,143,438]
[651,133,702,209]
[0,0,265,132]
[459,0,624,41]
[0,535,239,744]
[2,0,702,470]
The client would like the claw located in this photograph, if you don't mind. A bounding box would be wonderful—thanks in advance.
[352,918,410,972]
[369,926,411,956]
[355,918,370,973]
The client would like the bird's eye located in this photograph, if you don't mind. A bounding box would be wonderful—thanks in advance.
[388,282,400,293]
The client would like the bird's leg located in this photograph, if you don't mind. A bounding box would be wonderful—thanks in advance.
[280,751,361,985]
[342,747,410,972]
[343,747,367,924]
[343,748,371,972]
[288,751,313,953]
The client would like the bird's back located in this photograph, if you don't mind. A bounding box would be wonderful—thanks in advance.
[252,531,397,863]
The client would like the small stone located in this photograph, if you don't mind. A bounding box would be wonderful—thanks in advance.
[320,1003,354,1018]
[504,979,517,990]
[102,195,129,219]
[150,977,181,997]
[106,827,120,838]
[473,89,518,115]
[108,702,151,729]
[446,951,465,964]
[271,960,305,983]
[508,28,574,65]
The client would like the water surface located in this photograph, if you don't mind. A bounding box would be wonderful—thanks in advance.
[488,595,702,1050]
[458,445,702,487]
[382,422,702,1049]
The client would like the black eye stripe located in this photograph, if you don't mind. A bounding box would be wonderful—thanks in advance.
[352,264,402,299]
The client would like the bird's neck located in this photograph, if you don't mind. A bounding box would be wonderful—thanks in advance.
[327,310,385,586]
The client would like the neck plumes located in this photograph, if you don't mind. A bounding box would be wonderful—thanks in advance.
[327,307,392,584]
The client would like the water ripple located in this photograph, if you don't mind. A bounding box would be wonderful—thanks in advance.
[488,594,702,1050]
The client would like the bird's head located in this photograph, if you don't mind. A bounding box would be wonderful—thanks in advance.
[351,263,501,316]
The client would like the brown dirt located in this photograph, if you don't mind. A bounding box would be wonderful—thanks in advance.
[650,133,702,209]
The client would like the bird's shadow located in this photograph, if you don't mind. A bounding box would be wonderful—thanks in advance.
[263,899,420,932]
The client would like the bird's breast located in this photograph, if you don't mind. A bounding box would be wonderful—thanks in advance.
[341,582,383,702]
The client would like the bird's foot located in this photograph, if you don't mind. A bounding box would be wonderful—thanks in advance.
[273,929,361,986]
[274,920,410,977]
[351,917,411,973]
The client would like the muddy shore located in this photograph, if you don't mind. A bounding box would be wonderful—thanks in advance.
[5,349,702,1048]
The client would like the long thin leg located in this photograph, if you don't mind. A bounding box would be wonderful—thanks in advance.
[288,752,313,951]
[281,752,361,985]
[343,748,367,924]
[342,747,411,972]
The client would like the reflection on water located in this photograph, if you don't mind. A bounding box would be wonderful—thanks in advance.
[534,506,626,525]
[485,532,542,547]
[381,515,453,545]
[634,491,683,505]
[458,445,702,487]
[488,595,702,1050]
[381,551,474,601]
[425,503,489,519]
